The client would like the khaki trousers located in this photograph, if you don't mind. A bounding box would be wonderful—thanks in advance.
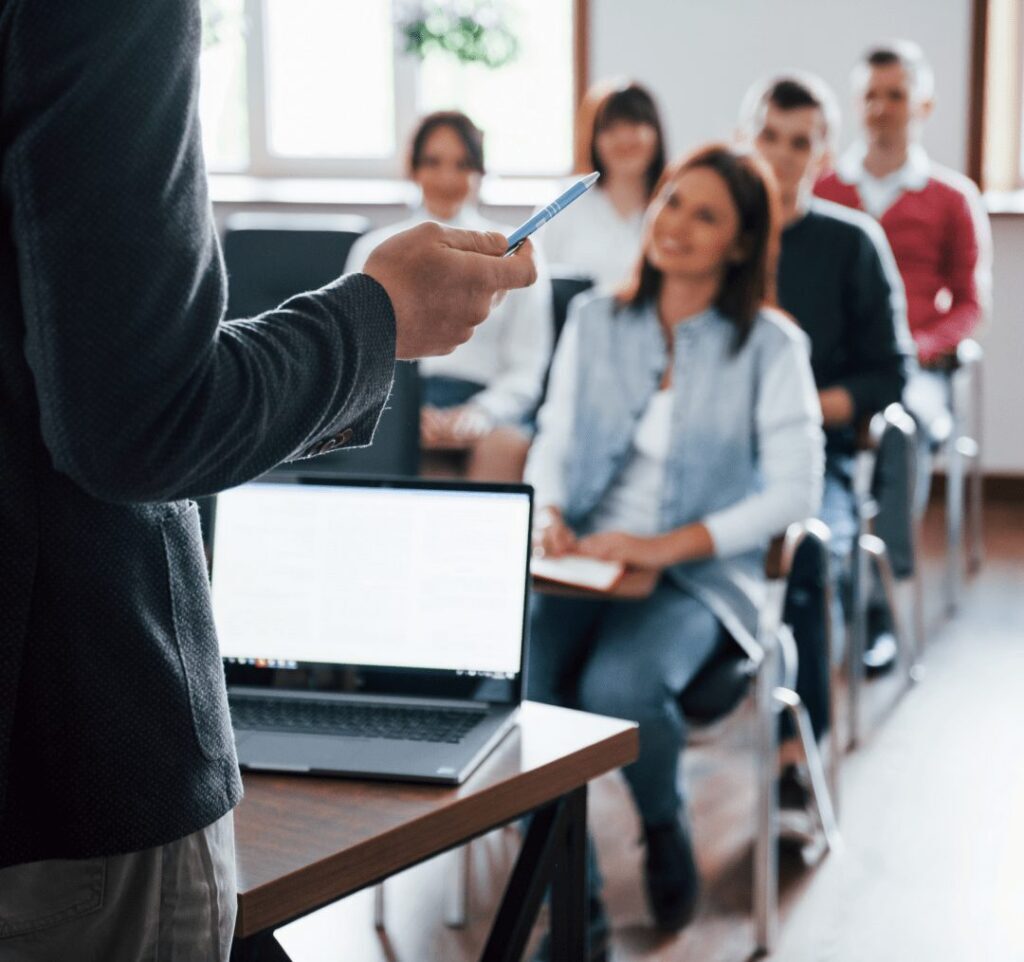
[0,813,235,962]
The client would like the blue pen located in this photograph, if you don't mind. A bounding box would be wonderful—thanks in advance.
[504,171,601,256]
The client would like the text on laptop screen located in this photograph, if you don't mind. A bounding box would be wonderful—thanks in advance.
[211,482,530,676]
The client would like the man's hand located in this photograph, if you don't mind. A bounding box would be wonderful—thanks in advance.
[363,223,537,360]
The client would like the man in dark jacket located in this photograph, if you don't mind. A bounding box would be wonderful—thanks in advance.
[741,74,914,834]
[0,1,535,957]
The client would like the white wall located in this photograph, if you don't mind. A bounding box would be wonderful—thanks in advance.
[983,217,1024,473]
[591,0,1024,474]
[590,0,972,169]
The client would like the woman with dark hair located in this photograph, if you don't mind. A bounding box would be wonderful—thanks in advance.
[540,80,667,288]
[347,111,552,480]
[524,144,823,950]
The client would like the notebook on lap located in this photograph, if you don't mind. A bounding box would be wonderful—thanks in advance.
[210,475,532,784]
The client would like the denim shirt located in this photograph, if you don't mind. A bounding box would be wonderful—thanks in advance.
[554,294,822,659]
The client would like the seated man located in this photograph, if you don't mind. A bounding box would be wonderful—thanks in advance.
[740,73,914,820]
[815,40,992,515]
[347,110,553,481]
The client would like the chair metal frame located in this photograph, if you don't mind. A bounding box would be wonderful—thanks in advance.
[749,520,843,953]
[848,403,922,750]
[944,339,985,615]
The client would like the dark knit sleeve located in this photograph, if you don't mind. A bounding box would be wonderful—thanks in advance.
[7,0,395,502]
[835,223,912,419]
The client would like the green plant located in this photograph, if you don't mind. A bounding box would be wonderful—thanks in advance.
[397,1,519,69]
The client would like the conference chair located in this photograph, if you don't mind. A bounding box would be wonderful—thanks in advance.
[195,213,376,554]
[677,519,841,954]
[221,211,371,319]
[549,270,595,346]
[848,403,921,750]
[942,339,985,615]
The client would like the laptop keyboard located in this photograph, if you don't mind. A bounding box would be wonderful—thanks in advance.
[229,696,485,744]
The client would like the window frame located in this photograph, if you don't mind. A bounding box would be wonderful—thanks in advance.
[218,0,588,180]
[970,0,1024,191]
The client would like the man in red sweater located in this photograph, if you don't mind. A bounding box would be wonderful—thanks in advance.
[816,41,991,370]
[815,40,992,666]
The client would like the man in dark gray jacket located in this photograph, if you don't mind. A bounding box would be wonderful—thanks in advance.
[0,1,535,957]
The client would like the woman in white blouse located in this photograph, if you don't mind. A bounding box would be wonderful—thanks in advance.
[347,111,552,480]
[540,81,667,290]
[525,144,823,949]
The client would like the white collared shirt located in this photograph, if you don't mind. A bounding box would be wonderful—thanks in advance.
[836,142,931,219]
[535,184,645,291]
[346,206,552,424]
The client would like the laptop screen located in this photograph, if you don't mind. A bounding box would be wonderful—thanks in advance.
[211,476,532,700]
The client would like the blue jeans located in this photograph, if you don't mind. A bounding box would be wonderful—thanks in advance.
[527,581,722,827]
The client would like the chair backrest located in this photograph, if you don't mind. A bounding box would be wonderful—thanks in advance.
[677,522,831,726]
[549,271,595,346]
[222,212,371,319]
[866,403,918,579]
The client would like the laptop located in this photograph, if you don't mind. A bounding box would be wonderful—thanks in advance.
[209,475,532,784]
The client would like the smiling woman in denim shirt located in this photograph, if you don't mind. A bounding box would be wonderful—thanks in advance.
[525,143,824,952]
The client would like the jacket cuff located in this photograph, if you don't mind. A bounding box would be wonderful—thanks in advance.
[297,273,397,458]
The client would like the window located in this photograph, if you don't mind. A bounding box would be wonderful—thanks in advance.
[972,0,1024,190]
[199,0,581,179]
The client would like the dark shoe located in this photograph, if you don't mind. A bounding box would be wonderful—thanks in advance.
[864,604,899,675]
[777,764,816,847]
[531,896,610,962]
[643,818,700,932]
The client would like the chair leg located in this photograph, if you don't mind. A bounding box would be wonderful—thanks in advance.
[912,538,926,666]
[753,648,779,954]
[968,360,985,574]
[847,532,869,751]
[373,882,385,930]
[827,663,842,820]
[860,535,915,692]
[967,439,984,575]
[444,843,472,928]
[773,688,842,854]
[945,422,966,617]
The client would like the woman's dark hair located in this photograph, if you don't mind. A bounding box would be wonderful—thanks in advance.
[575,81,666,199]
[407,110,485,176]
[618,143,780,349]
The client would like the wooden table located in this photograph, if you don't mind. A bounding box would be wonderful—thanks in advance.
[230,701,638,962]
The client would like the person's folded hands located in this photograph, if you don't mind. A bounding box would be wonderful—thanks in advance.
[420,404,493,447]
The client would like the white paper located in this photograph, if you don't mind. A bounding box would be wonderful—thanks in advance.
[530,554,624,592]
